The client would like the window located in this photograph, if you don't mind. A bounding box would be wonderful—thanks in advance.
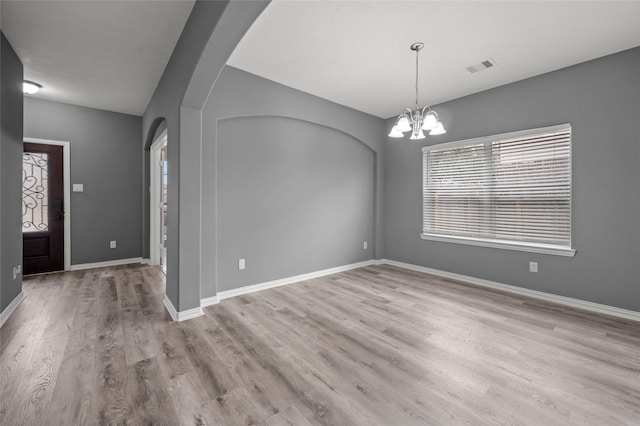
[422,124,575,256]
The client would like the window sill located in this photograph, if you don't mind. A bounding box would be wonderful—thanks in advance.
[420,233,576,257]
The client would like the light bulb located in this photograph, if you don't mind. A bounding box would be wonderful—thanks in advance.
[388,125,404,138]
[23,80,42,94]
[397,115,412,132]
[421,112,438,130]
[409,129,426,140]
[429,122,446,135]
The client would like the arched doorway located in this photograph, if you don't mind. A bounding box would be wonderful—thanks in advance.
[149,128,168,273]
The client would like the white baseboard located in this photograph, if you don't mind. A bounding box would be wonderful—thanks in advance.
[217,260,375,301]
[205,257,639,323]
[0,292,25,328]
[380,259,640,322]
[201,296,219,307]
[70,257,144,271]
[140,258,150,265]
[162,295,178,321]
[163,295,203,322]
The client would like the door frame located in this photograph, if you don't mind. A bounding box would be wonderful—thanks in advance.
[149,129,167,267]
[23,137,71,271]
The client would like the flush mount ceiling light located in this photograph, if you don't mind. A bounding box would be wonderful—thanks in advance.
[388,42,446,140]
[23,80,42,95]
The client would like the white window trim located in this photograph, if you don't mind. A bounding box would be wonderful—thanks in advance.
[420,233,576,257]
[421,123,575,257]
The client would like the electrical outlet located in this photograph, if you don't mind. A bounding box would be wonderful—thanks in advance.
[529,261,538,273]
[363,241,368,249]
[13,265,20,280]
[238,258,246,270]
[110,240,117,249]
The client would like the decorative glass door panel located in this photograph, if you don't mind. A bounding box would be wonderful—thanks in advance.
[23,152,49,233]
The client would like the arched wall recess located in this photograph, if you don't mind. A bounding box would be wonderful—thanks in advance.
[199,112,380,300]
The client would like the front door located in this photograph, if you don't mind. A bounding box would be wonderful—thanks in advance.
[22,142,64,274]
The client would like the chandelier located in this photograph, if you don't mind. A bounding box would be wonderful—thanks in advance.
[388,42,446,139]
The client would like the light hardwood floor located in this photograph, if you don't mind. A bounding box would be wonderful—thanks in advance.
[1,264,639,425]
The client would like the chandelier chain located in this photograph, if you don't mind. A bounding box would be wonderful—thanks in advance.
[415,47,419,109]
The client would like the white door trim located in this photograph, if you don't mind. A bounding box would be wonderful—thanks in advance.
[149,130,167,267]
[23,137,71,271]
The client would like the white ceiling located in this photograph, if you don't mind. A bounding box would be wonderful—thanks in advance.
[1,0,194,116]
[228,1,640,119]
[2,1,638,118]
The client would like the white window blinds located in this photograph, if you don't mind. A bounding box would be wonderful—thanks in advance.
[422,124,574,256]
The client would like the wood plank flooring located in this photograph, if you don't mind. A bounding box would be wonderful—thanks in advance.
[1,264,639,425]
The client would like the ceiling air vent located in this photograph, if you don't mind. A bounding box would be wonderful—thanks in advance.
[466,58,498,74]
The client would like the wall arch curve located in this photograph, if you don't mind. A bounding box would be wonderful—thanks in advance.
[144,117,168,151]
[217,114,377,155]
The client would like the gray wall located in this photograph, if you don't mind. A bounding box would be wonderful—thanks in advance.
[217,116,374,292]
[142,0,268,312]
[202,66,385,297]
[24,98,142,265]
[142,0,230,310]
[384,47,640,311]
[0,31,23,312]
